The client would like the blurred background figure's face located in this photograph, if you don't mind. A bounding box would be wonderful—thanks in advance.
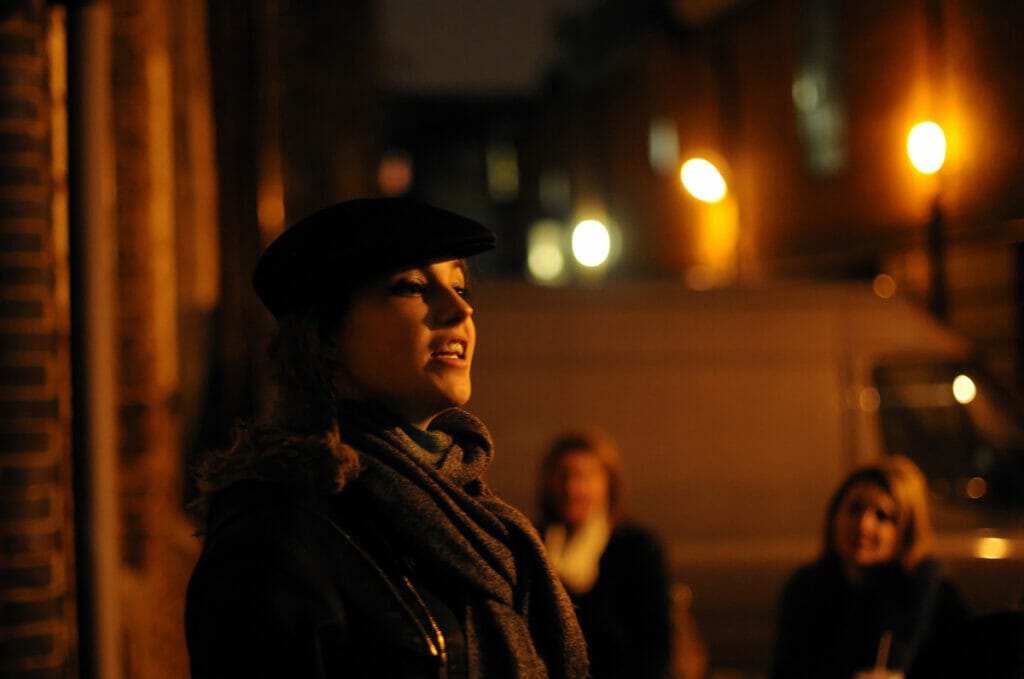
[550,449,610,529]
[832,481,901,570]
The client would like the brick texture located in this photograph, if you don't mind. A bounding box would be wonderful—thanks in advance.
[0,1,77,677]
[108,0,204,676]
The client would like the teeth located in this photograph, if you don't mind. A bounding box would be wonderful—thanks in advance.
[434,341,465,358]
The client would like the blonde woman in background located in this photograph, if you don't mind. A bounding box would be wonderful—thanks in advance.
[770,455,968,679]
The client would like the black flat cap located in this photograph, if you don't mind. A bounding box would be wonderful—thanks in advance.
[253,198,495,318]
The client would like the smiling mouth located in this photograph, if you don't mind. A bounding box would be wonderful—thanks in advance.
[431,340,466,359]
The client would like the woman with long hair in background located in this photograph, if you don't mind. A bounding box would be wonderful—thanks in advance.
[770,455,967,679]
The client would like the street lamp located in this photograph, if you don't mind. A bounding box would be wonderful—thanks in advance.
[680,156,737,288]
[907,121,946,175]
[680,158,727,203]
[907,120,947,318]
[571,219,612,268]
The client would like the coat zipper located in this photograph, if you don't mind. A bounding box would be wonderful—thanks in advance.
[401,574,448,678]
[295,499,452,678]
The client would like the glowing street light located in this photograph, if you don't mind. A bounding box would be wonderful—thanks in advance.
[952,374,977,404]
[680,158,727,203]
[679,155,738,287]
[907,121,946,175]
[571,219,611,268]
[907,120,949,318]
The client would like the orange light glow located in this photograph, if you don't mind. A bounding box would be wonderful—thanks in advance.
[378,150,413,197]
[872,274,897,299]
[681,158,727,203]
[974,536,1009,560]
[907,121,946,175]
[965,476,987,500]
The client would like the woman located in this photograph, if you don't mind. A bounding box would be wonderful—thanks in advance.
[185,198,589,678]
[770,455,967,679]
[538,429,674,679]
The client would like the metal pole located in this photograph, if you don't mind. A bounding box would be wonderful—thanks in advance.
[67,2,123,678]
[926,199,947,320]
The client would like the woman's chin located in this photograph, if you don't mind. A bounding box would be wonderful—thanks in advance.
[436,380,472,408]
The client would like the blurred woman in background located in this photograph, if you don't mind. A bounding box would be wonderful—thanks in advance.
[538,429,677,678]
[770,455,968,679]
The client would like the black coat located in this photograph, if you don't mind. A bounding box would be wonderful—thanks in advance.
[770,556,968,679]
[565,523,673,679]
[186,480,468,678]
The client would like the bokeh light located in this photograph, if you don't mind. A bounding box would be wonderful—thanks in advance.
[952,374,976,404]
[872,273,897,299]
[571,219,611,268]
[965,476,988,500]
[858,387,881,412]
[974,537,1009,560]
[648,117,679,174]
[526,219,566,283]
[907,121,946,175]
[680,158,727,203]
[377,149,413,196]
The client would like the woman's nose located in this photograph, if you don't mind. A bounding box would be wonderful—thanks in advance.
[857,510,877,531]
[433,285,473,324]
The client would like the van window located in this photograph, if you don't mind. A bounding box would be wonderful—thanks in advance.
[873,358,1024,509]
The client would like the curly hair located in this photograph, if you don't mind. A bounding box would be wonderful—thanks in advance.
[193,301,361,516]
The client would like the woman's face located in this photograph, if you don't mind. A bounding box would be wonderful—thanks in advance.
[549,449,611,529]
[832,480,901,570]
[332,258,475,429]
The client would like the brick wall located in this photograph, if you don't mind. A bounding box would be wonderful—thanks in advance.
[0,1,211,675]
[109,0,203,676]
[0,1,77,677]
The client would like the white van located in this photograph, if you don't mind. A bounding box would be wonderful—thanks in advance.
[468,279,1024,676]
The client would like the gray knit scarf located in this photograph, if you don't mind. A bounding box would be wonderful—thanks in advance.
[337,403,589,679]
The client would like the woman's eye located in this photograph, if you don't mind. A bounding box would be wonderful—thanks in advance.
[453,285,471,299]
[389,280,426,296]
[875,510,895,523]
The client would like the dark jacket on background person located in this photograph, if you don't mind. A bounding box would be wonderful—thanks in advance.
[564,523,673,679]
[936,609,1024,679]
[770,555,968,679]
[186,405,589,679]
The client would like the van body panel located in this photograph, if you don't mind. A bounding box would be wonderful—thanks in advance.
[469,280,1021,673]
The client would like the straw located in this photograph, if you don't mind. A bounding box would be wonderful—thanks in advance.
[874,631,893,672]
